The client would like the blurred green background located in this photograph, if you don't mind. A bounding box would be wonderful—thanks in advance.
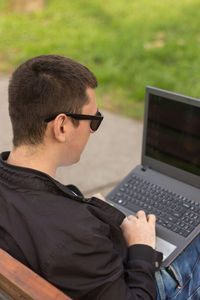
[0,0,200,118]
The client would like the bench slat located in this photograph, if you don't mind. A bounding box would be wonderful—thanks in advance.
[0,249,72,300]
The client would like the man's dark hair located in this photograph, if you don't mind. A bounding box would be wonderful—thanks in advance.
[8,55,98,147]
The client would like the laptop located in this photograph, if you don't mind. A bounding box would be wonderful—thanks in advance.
[106,86,200,267]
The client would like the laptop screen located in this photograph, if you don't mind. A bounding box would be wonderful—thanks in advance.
[146,92,200,176]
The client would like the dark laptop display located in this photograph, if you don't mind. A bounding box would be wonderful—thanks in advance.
[146,93,200,176]
[107,87,200,267]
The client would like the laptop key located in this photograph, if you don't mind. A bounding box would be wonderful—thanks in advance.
[172,212,182,218]
[183,203,190,209]
[117,199,127,206]
[167,216,177,223]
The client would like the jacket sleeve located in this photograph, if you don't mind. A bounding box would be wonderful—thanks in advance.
[41,214,162,300]
[81,244,162,300]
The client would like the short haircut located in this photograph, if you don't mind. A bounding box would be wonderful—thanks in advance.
[8,55,98,147]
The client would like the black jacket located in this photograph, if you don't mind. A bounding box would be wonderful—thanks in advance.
[0,151,162,300]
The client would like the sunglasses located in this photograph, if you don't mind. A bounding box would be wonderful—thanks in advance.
[45,110,104,131]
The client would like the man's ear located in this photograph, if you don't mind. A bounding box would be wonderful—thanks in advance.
[52,114,69,143]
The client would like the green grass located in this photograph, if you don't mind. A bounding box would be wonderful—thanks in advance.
[0,0,200,118]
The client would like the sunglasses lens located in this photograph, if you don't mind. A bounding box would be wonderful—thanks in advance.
[90,111,103,131]
[90,119,101,131]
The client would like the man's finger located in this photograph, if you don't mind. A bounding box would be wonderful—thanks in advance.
[127,215,137,221]
[147,214,156,223]
[136,210,146,220]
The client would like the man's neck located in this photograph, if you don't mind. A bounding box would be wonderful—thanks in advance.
[7,145,57,178]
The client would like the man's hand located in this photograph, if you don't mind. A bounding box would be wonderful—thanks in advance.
[92,193,107,202]
[120,210,156,249]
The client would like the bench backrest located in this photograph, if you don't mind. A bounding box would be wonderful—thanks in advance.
[0,249,72,300]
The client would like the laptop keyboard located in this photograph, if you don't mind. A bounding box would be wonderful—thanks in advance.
[109,175,200,238]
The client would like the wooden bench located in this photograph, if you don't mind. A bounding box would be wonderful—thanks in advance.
[0,249,72,300]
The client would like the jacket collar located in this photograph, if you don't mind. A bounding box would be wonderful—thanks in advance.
[0,151,125,226]
[0,151,83,200]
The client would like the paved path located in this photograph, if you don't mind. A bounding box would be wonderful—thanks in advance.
[0,75,143,197]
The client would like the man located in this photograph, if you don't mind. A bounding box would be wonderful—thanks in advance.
[0,55,199,300]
